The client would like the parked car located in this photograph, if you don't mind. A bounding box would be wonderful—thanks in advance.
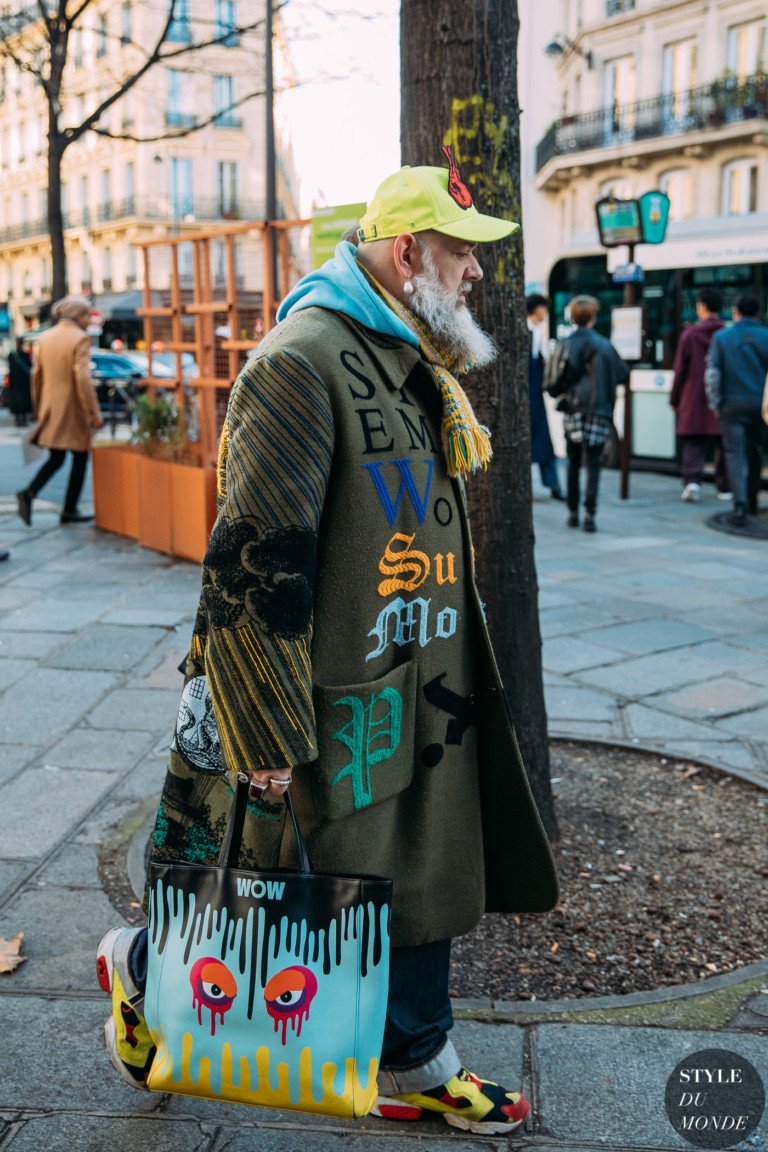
[90,351,147,431]
[122,350,199,381]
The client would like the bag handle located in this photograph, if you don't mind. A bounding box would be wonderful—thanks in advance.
[219,772,312,875]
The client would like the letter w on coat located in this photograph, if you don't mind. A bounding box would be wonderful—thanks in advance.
[362,459,434,527]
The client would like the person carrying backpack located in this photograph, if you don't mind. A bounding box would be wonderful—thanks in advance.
[546,296,628,533]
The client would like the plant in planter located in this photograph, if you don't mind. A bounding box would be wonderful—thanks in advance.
[707,68,736,125]
[132,392,216,562]
[133,392,184,459]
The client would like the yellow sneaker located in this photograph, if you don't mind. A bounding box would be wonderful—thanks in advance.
[96,927,155,1089]
[373,1067,529,1134]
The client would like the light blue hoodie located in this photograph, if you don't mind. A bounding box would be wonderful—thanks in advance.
[276,241,419,350]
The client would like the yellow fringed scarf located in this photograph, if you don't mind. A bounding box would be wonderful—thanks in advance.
[365,275,493,480]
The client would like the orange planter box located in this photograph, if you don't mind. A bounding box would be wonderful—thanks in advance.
[93,444,215,563]
[120,449,141,540]
[92,444,126,535]
[137,456,173,555]
[170,462,217,563]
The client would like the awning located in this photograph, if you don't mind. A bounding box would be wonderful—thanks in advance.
[90,290,143,320]
[20,320,53,341]
[19,297,52,319]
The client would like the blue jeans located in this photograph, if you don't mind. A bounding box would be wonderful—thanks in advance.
[128,931,459,1094]
[378,938,460,1093]
[720,408,764,510]
[539,457,561,493]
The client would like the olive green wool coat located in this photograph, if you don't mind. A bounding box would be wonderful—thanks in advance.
[151,307,558,947]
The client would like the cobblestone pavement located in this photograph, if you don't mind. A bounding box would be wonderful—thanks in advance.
[533,467,768,786]
[0,415,765,1150]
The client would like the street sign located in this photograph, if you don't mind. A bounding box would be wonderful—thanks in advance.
[611,306,644,361]
[638,190,670,244]
[611,262,645,283]
[595,196,643,247]
[87,309,104,336]
[311,202,366,269]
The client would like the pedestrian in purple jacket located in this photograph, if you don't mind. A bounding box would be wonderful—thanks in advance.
[670,288,730,502]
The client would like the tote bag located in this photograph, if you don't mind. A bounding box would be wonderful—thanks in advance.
[144,773,392,1118]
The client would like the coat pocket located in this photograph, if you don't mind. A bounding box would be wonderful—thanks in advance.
[311,661,418,820]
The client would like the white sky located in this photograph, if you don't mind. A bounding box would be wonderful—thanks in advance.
[278,0,401,215]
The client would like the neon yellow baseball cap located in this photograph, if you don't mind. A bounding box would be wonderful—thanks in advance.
[357,156,519,244]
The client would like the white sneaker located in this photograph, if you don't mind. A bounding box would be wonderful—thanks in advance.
[716,491,732,502]
[681,483,701,502]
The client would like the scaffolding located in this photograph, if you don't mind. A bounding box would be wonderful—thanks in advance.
[136,218,310,466]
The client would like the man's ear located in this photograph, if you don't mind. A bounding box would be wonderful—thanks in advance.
[391,233,421,280]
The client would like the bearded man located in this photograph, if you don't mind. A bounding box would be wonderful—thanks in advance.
[97,157,558,1137]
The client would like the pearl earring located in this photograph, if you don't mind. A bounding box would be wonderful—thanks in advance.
[403,280,414,295]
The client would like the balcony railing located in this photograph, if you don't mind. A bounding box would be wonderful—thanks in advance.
[536,71,768,172]
[606,0,635,15]
[0,196,266,245]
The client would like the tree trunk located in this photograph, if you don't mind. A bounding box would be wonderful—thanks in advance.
[400,0,557,837]
[47,123,67,303]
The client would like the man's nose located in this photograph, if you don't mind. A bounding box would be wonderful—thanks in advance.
[465,255,483,282]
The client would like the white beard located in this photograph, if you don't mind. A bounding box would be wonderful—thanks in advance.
[409,244,497,368]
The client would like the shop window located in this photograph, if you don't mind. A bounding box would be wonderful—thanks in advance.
[660,168,693,221]
[722,159,758,215]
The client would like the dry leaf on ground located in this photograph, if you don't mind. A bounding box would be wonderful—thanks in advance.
[0,932,26,974]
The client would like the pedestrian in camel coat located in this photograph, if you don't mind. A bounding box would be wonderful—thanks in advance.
[16,294,103,526]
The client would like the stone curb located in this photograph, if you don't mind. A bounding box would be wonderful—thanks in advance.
[549,732,768,793]
[451,955,768,1021]
[124,809,767,1027]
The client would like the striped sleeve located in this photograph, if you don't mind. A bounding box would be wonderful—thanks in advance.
[201,346,334,773]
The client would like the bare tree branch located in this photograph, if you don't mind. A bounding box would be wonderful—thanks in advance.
[154,18,266,62]
[66,0,97,28]
[63,0,179,146]
[88,87,265,143]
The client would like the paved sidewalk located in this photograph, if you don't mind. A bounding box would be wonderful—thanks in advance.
[534,469,768,786]
[0,417,765,1151]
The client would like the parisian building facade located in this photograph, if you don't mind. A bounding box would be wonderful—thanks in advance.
[0,0,298,345]
[520,0,768,366]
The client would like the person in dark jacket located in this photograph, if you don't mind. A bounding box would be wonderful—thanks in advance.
[670,288,730,502]
[705,294,768,527]
[526,294,564,500]
[7,337,33,427]
[561,295,628,533]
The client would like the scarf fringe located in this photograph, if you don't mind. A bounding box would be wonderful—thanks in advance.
[445,420,493,477]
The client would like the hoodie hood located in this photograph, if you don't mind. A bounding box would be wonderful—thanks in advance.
[276,241,419,349]
[689,315,725,349]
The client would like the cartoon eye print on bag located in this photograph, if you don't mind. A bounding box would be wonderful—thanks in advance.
[189,957,238,1036]
[263,965,318,1044]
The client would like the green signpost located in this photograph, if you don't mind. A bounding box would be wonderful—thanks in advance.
[594,190,670,502]
[311,202,366,269]
[637,190,671,245]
